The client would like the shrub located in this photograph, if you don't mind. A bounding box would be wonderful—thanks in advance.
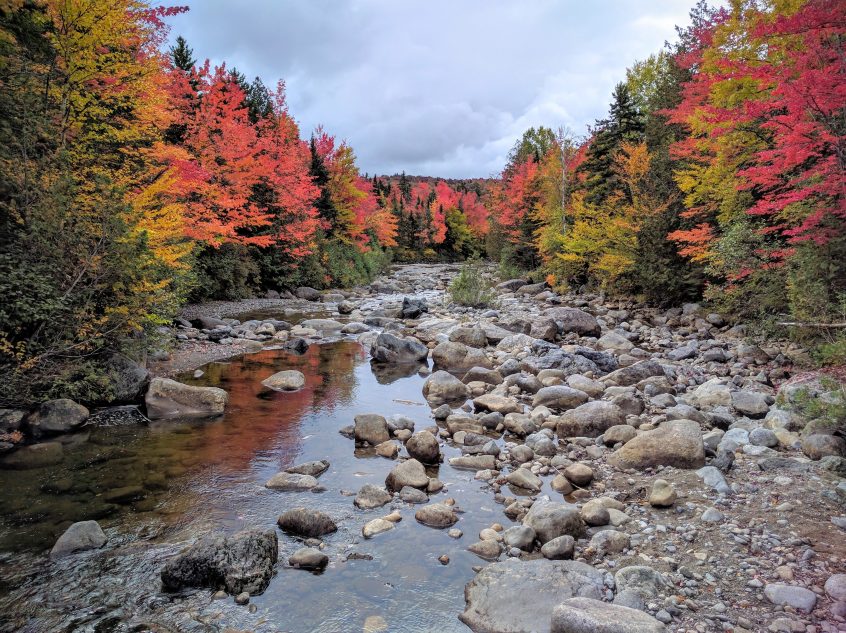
[449,258,497,307]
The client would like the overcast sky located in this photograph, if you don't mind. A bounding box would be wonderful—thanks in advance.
[168,1,694,178]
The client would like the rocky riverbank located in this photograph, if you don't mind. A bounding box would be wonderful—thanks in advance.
[1,262,844,632]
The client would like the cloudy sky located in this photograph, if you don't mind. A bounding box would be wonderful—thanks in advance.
[168,1,694,178]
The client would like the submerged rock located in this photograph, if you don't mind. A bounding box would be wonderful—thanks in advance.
[277,508,337,537]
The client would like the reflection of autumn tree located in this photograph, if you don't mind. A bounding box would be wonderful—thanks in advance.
[165,342,366,473]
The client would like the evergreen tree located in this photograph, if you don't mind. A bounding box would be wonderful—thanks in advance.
[169,35,195,71]
[579,83,644,205]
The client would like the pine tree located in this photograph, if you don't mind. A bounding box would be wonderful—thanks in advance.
[170,35,195,71]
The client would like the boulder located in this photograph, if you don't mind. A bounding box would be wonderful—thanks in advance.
[615,565,670,599]
[523,500,586,544]
[687,378,732,408]
[544,307,600,337]
[468,540,502,560]
[450,326,488,348]
[264,472,318,491]
[160,529,278,595]
[400,297,428,319]
[369,332,428,364]
[533,386,590,411]
[506,467,543,492]
[50,520,107,557]
[27,399,89,436]
[551,598,666,633]
[385,458,429,492]
[603,360,665,387]
[423,370,470,405]
[556,401,625,438]
[541,535,575,560]
[295,286,320,301]
[802,434,846,460]
[432,341,492,371]
[261,370,306,391]
[285,460,330,477]
[608,420,705,470]
[406,431,440,464]
[473,393,521,414]
[362,518,395,538]
[354,484,393,509]
[415,502,458,528]
[764,583,818,613]
[648,479,677,507]
[463,367,504,385]
[597,331,634,352]
[603,424,637,445]
[731,391,770,418]
[277,508,337,537]
[459,559,604,633]
[105,353,150,403]
[449,454,496,471]
[354,414,390,446]
[288,547,328,571]
[145,378,228,419]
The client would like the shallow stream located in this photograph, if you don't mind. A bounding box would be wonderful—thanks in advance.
[0,335,516,632]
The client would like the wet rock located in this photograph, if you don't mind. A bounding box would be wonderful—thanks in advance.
[354,484,393,509]
[523,499,586,544]
[556,401,625,438]
[277,508,337,537]
[286,460,330,477]
[533,386,590,411]
[544,307,600,337]
[399,485,428,503]
[763,583,817,613]
[369,332,428,364]
[145,378,228,419]
[468,540,502,560]
[415,502,458,528]
[648,479,676,507]
[459,558,604,633]
[406,430,440,464]
[0,441,63,469]
[50,520,107,557]
[432,341,492,370]
[385,458,429,492]
[354,414,390,446]
[422,370,469,405]
[551,597,666,633]
[27,399,89,437]
[337,300,355,315]
[261,370,305,391]
[449,454,496,471]
[608,419,705,470]
[265,472,318,491]
[284,337,309,354]
[541,535,575,560]
[161,529,278,595]
[375,440,399,458]
[289,547,328,571]
[362,518,395,538]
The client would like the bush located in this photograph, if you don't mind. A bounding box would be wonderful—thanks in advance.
[190,243,260,302]
[449,258,497,307]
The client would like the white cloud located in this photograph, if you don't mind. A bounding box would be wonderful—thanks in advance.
[168,0,697,177]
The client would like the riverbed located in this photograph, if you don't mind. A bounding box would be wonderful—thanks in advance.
[0,337,513,632]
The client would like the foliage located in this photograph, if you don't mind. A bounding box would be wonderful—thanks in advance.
[448,258,497,308]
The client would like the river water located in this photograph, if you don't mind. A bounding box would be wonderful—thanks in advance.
[0,335,514,632]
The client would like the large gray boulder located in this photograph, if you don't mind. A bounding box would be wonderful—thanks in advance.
[432,341,492,371]
[551,597,666,633]
[523,500,586,544]
[533,386,589,411]
[544,307,600,337]
[385,458,429,492]
[459,559,604,633]
[50,520,107,557]
[277,508,337,537]
[603,360,666,387]
[449,326,488,348]
[160,529,278,595]
[354,414,390,445]
[406,430,441,464]
[145,378,228,419]
[261,370,305,391]
[369,332,428,364]
[608,419,705,470]
[27,399,89,436]
[556,401,625,438]
[423,370,470,405]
